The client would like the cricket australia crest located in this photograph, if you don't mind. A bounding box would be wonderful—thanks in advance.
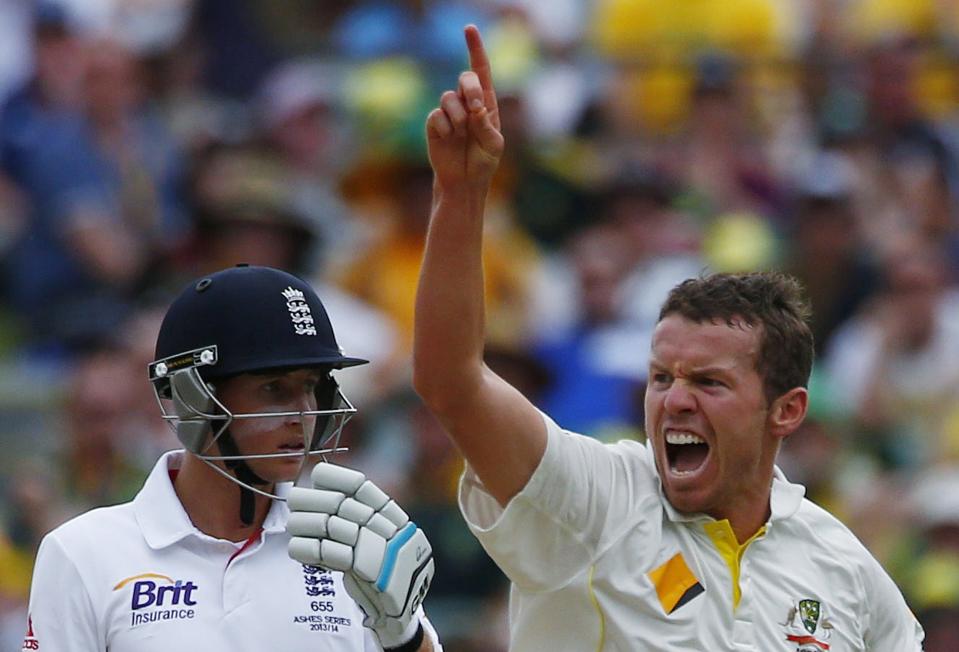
[782,598,833,651]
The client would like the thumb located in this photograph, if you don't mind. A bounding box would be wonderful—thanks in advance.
[468,107,504,158]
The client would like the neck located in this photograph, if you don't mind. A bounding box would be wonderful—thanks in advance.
[727,499,772,544]
[725,465,776,544]
[174,454,274,542]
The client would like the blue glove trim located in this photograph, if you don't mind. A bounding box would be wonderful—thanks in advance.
[376,522,417,592]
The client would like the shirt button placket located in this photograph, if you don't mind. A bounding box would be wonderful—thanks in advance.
[732,559,755,650]
[222,543,243,613]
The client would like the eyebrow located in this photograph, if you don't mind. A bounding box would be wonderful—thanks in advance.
[648,361,736,376]
[688,365,736,376]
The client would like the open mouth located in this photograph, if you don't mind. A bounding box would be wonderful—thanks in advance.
[665,431,710,475]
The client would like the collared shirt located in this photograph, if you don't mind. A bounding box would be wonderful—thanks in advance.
[24,451,439,652]
[459,414,924,651]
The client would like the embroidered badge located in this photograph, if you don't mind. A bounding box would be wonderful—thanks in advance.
[782,598,834,651]
[302,564,336,598]
[282,287,317,336]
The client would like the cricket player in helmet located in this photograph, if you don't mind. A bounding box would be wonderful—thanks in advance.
[24,264,439,652]
[147,264,438,650]
[150,264,367,518]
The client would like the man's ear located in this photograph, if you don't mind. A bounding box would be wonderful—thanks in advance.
[768,387,808,441]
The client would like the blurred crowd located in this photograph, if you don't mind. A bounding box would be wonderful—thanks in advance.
[2,0,959,649]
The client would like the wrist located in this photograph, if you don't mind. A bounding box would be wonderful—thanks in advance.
[432,177,491,202]
[381,619,424,651]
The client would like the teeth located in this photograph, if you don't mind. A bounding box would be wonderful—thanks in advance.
[666,432,705,445]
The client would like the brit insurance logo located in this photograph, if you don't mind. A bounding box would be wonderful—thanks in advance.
[113,573,199,628]
[781,598,834,651]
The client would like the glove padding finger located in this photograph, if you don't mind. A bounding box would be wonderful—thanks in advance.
[311,462,366,494]
[286,512,328,538]
[288,536,320,565]
[288,537,353,571]
[378,500,409,529]
[327,515,359,546]
[365,513,399,540]
[354,480,390,510]
[338,497,375,524]
[288,486,345,513]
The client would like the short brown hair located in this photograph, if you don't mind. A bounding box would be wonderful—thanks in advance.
[658,272,814,402]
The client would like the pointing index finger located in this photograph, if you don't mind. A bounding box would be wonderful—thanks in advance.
[465,25,491,88]
[465,24,498,115]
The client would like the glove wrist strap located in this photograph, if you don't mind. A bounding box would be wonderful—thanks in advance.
[383,621,424,652]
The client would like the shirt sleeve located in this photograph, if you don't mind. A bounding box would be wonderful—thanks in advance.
[458,412,661,592]
[26,533,102,651]
[861,553,924,651]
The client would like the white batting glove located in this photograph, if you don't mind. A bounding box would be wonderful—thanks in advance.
[287,463,434,649]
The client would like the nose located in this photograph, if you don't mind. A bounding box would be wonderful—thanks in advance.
[285,391,316,424]
[284,407,303,428]
[663,379,697,415]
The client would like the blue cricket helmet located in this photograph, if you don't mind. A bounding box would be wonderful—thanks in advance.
[153,264,367,380]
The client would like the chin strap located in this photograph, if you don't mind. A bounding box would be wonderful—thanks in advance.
[216,429,271,526]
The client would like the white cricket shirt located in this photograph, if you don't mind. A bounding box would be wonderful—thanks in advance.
[24,451,440,652]
[459,414,924,651]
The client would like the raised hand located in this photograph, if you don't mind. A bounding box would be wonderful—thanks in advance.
[426,25,504,189]
[287,463,434,649]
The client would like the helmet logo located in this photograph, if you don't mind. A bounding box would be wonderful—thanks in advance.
[282,287,317,336]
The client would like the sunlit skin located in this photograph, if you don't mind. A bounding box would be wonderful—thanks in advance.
[174,368,321,541]
[645,314,808,542]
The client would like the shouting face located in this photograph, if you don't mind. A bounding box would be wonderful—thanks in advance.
[645,314,804,531]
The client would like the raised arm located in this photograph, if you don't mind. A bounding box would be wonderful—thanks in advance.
[413,25,546,506]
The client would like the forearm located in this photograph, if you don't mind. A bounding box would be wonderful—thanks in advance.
[414,180,546,503]
[414,24,546,505]
[413,181,490,409]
